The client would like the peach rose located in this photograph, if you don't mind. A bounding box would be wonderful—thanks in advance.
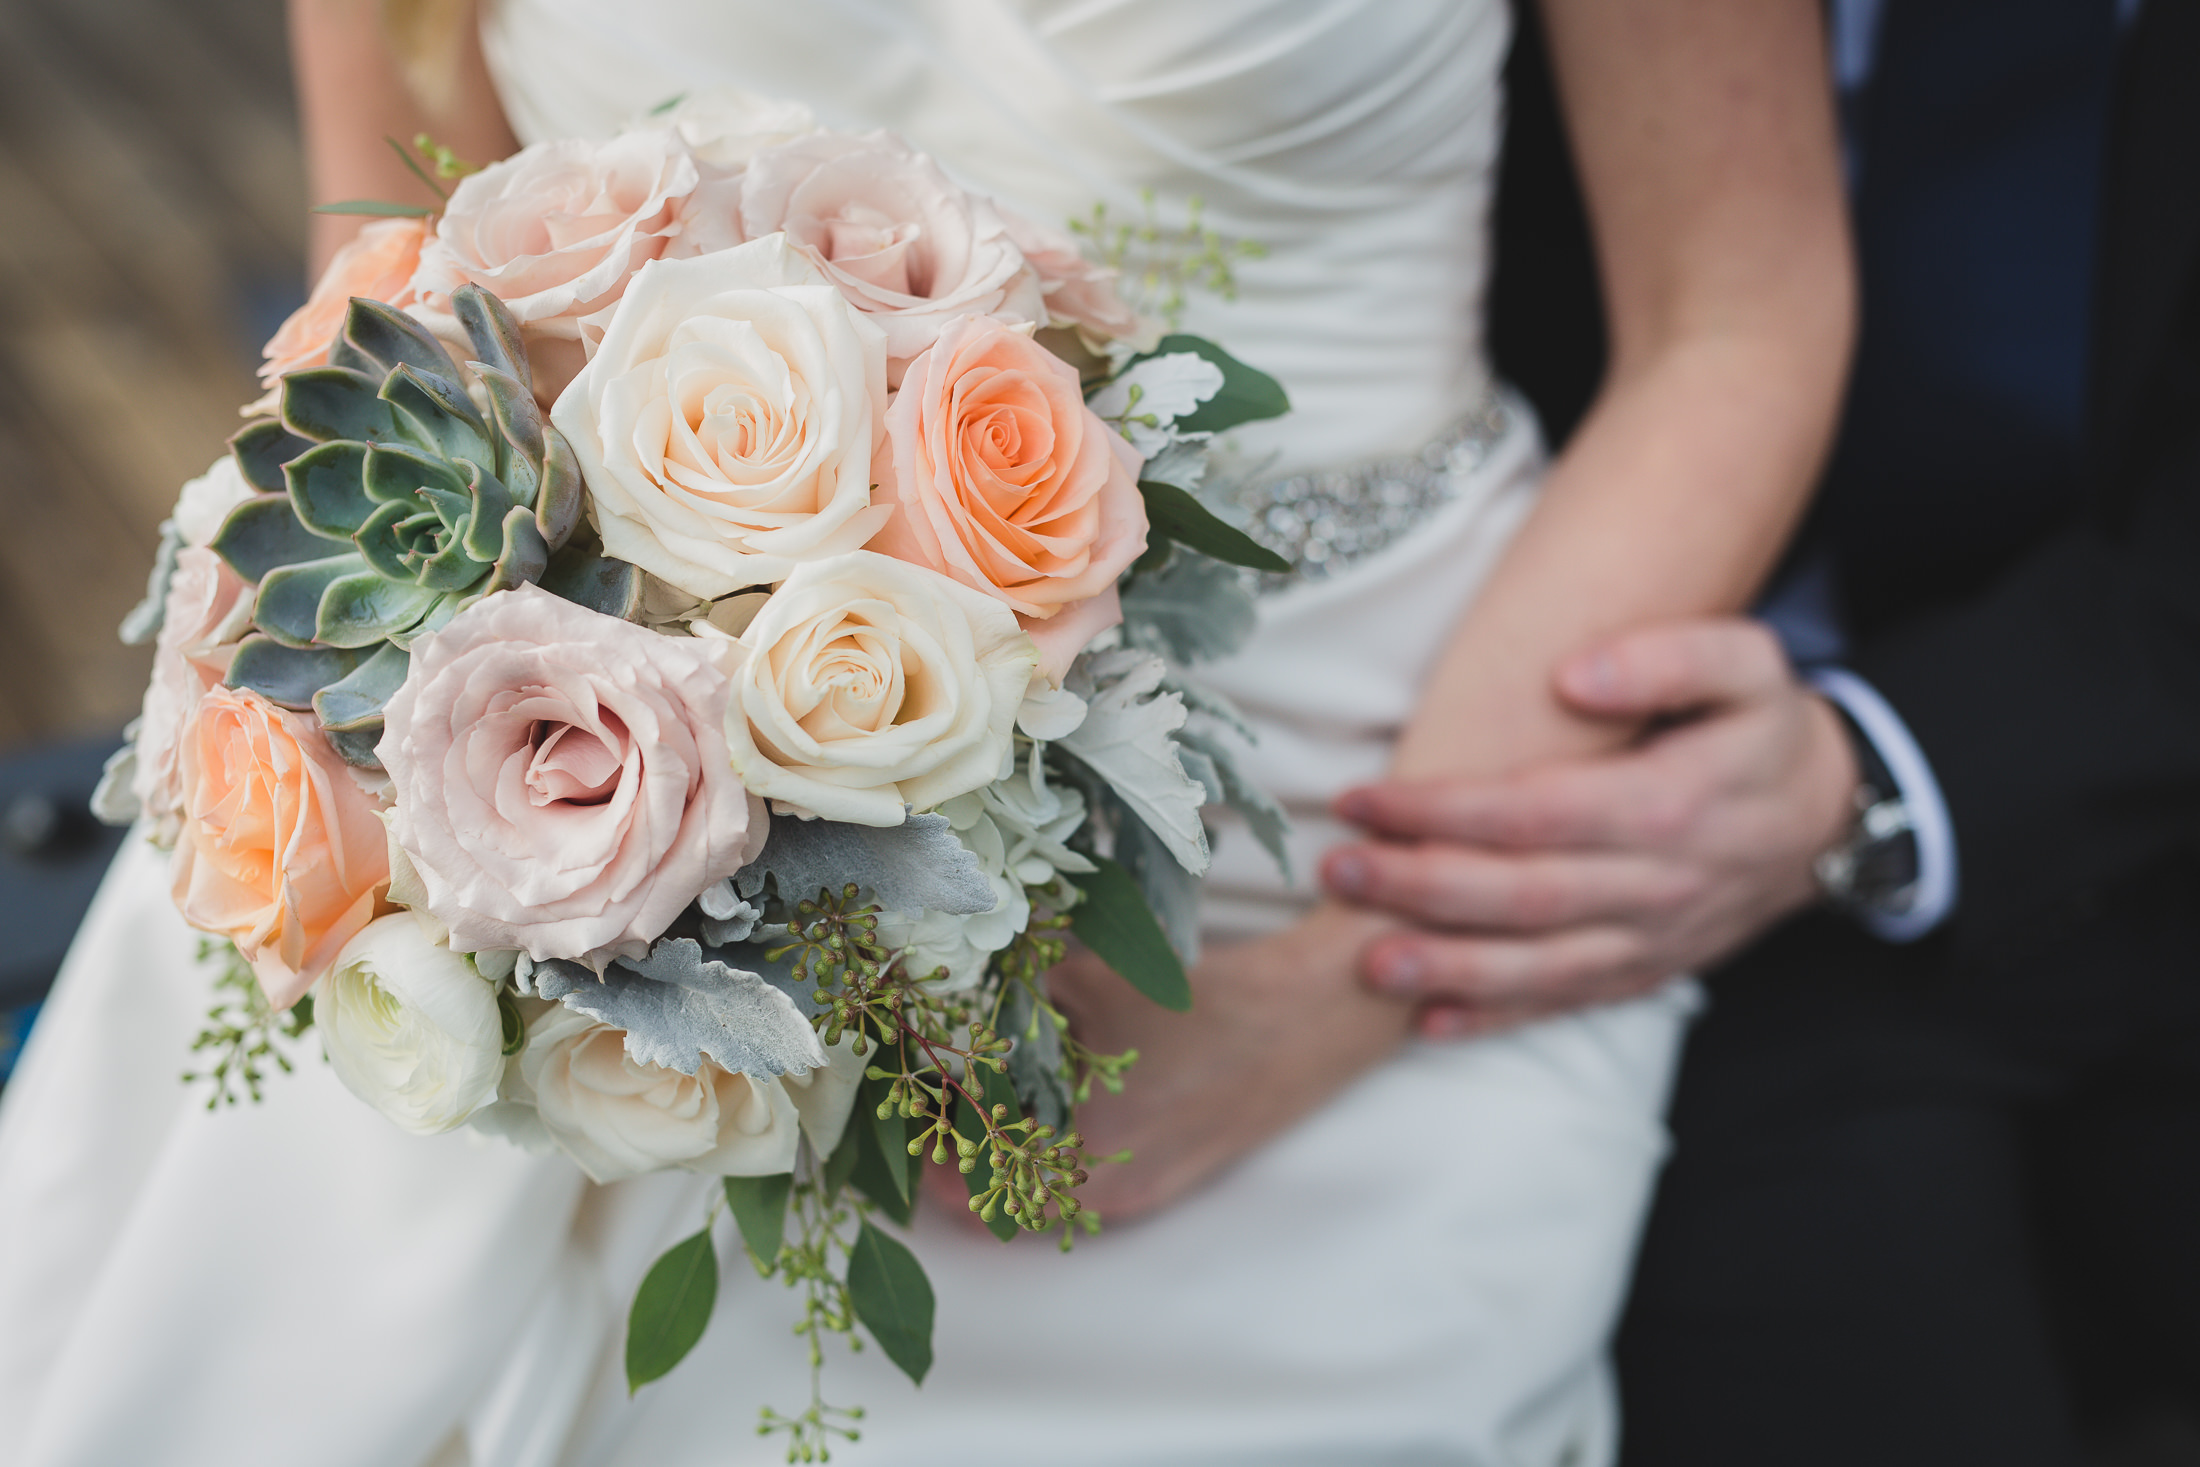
[740,131,1044,375]
[872,315,1148,678]
[173,686,391,1010]
[254,217,431,400]
[378,585,768,969]
[133,545,253,847]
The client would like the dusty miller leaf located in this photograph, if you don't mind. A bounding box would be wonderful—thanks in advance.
[737,811,995,916]
[532,938,825,1078]
[1059,651,1210,876]
[1120,550,1258,665]
[1174,716,1291,878]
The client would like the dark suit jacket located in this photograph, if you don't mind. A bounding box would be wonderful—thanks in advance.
[1488,1,2200,971]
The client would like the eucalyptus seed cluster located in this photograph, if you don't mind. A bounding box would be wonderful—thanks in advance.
[766,884,1105,1240]
[756,1175,866,1464]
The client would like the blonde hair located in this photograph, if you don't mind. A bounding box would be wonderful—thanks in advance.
[380,0,473,119]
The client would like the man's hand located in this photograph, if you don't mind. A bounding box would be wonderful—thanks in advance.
[1320,619,1858,1037]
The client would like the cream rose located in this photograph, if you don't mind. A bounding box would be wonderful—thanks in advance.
[315,914,505,1135]
[518,1006,803,1183]
[872,315,1148,675]
[413,131,699,342]
[739,131,1044,373]
[172,455,259,549]
[551,236,890,599]
[698,550,1037,826]
[379,584,767,969]
[173,686,391,1009]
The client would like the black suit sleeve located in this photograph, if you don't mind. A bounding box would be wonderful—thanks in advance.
[1853,426,2200,966]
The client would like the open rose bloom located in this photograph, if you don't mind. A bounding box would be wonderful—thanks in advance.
[121,103,1286,1379]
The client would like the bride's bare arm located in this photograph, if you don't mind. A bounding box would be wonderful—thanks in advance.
[1060,0,1851,1220]
[289,0,516,276]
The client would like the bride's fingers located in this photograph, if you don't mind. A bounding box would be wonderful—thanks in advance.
[1355,924,1650,1005]
[1331,756,1691,853]
[1321,840,1681,931]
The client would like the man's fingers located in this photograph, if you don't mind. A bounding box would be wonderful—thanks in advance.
[1356,925,1648,1005]
[1556,617,1790,719]
[1320,840,1684,930]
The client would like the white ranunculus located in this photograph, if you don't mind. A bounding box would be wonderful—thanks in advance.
[551,235,891,600]
[696,550,1038,827]
[519,1006,805,1183]
[315,915,506,1136]
[172,455,258,548]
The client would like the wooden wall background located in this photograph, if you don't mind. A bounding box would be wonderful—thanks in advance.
[0,0,304,754]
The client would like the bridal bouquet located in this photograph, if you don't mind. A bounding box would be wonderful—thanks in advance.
[96,95,1288,1454]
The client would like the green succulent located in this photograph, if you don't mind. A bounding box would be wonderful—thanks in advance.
[212,284,642,766]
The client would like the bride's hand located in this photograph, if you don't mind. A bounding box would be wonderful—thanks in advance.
[1039,901,1415,1223]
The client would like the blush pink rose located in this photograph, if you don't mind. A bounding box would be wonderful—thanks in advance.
[133,546,253,847]
[740,131,1045,375]
[998,208,1149,346]
[256,217,432,396]
[413,131,703,347]
[173,686,391,1010]
[378,584,767,969]
[871,315,1148,679]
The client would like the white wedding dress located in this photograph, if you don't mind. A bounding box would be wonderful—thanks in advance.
[0,3,1697,1464]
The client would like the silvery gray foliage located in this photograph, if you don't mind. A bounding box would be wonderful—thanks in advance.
[1174,715,1291,878]
[735,811,997,917]
[530,938,826,1078]
[1113,800,1204,965]
[1118,548,1257,666]
[1058,650,1211,876]
[1000,981,1070,1133]
[696,879,764,946]
[118,520,184,646]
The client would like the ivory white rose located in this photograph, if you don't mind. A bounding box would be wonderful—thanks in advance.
[698,550,1038,827]
[518,1006,806,1183]
[551,236,891,599]
[315,915,505,1135]
[172,455,259,548]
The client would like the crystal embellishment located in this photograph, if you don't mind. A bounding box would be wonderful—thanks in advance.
[1226,392,1513,594]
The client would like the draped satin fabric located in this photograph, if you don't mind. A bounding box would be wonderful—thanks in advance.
[0,4,1697,1464]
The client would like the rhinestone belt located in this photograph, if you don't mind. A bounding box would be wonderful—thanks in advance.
[1226,391,1515,592]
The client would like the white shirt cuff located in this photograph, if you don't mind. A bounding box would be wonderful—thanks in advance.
[1805,667,1960,942]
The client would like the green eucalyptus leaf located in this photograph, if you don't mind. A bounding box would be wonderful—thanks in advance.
[255,553,369,647]
[213,494,346,583]
[1139,481,1291,575]
[540,541,644,620]
[722,1172,793,1267]
[624,1228,718,1394]
[849,1076,914,1226]
[382,364,493,468]
[310,199,434,217]
[536,428,585,551]
[285,442,377,539]
[341,298,463,384]
[225,635,367,710]
[822,1112,863,1204]
[230,419,313,495]
[1069,854,1193,1011]
[364,442,468,506]
[1136,333,1289,434]
[316,573,443,648]
[453,285,533,393]
[312,641,410,731]
[282,368,403,446]
[846,1221,935,1386]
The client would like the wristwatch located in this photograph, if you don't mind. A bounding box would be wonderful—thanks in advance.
[1813,704,1922,921]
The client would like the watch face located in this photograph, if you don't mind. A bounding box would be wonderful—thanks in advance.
[1850,799,1920,913]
